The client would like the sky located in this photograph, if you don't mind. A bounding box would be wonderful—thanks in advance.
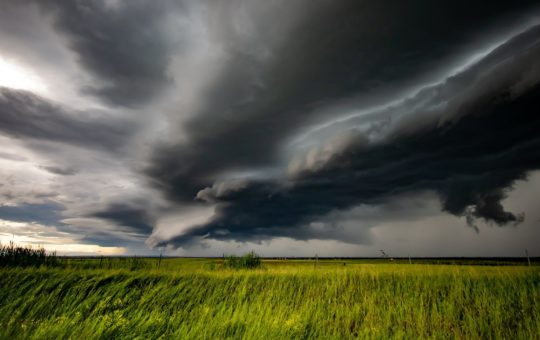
[1,0,540,257]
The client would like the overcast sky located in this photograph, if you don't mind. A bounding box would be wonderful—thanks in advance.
[1,0,539,256]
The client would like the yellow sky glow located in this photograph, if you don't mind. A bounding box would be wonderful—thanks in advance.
[0,233,127,256]
[0,219,127,256]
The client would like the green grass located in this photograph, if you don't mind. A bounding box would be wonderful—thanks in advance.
[0,260,538,339]
[0,242,59,268]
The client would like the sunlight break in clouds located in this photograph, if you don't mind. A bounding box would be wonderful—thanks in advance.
[0,220,126,256]
[0,56,47,94]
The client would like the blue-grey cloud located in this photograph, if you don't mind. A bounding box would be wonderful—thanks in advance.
[89,202,155,236]
[0,202,64,226]
[0,87,134,150]
[35,0,183,108]
[156,22,540,246]
[146,0,540,203]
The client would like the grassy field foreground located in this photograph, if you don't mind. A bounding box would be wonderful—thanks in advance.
[0,260,539,339]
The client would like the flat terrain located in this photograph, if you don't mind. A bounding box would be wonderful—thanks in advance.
[0,259,539,339]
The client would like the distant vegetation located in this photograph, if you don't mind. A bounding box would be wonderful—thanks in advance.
[0,242,59,267]
[0,242,153,270]
[223,251,262,269]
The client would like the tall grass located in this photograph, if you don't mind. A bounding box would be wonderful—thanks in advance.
[0,242,59,267]
[0,242,157,270]
[0,261,538,339]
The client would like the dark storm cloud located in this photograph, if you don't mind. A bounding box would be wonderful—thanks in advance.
[0,87,133,150]
[0,202,64,226]
[156,22,540,247]
[146,0,540,202]
[89,203,155,236]
[163,84,540,246]
[36,0,180,108]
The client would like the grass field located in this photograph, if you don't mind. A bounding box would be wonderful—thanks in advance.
[0,258,539,339]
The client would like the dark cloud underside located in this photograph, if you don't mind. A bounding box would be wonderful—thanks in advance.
[0,202,64,226]
[37,0,179,107]
[163,82,540,246]
[0,87,133,150]
[146,0,540,203]
[158,22,540,246]
[89,203,155,236]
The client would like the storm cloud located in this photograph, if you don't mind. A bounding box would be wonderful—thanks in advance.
[154,21,540,246]
[35,0,182,108]
[0,202,64,226]
[89,202,156,236]
[1,0,540,255]
[0,87,134,150]
[146,0,540,202]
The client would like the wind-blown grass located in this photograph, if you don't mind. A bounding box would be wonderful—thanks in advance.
[0,242,59,268]
[0,261,538,339]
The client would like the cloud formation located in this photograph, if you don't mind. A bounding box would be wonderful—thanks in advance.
[146,0,540,201]
[1,0,540,255]
[0,87,134,150]
[155,22,540,246]
[35,0,181,107]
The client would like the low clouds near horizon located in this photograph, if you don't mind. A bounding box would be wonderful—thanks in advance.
[1,0,539,256]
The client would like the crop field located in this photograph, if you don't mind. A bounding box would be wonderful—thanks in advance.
[0,258,539,339]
